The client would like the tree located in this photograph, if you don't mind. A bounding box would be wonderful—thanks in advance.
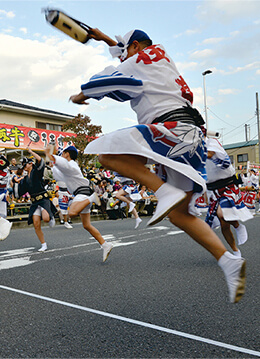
[62,113,102,170]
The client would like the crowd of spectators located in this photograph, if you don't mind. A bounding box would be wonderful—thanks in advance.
[83,165,157,220]
[4,155,260,220]
[5,157,157,221]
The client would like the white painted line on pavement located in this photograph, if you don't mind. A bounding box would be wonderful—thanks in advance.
[0,285,259,357]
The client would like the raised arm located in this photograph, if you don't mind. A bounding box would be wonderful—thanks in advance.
[27,146,42,163]
[88,28,117,47]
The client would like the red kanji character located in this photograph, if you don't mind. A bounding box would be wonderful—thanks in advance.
[137,45,170,65]
[175,75,193,104]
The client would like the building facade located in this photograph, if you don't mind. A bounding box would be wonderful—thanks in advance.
[224,140,259,171]
[0,99,76,160]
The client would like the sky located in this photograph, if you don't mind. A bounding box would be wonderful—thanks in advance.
[0,0,260,145]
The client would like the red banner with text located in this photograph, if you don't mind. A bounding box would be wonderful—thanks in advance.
[0,124,76,151]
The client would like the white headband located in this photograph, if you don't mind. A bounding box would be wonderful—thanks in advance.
[109,30,135,61]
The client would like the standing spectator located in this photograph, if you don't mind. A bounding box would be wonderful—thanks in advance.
[9,158,19,174]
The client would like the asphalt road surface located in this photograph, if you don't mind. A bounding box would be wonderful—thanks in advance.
[1,215,260,358]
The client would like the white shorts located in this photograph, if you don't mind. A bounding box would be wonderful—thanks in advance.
[33,206,44,217]
[164,166,193,192]
[60,208,69,215]
[72,194,91,214]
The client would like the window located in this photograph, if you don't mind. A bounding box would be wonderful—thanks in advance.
[229,155,233,164]
[36,122,61,131]
[48,123,62,131]
[237,154,248,163]
[36,121,46,129]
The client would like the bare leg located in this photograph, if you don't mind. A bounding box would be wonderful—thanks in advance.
[32,215,45,244]
[41,209,51,223]
[80,213,105,245]
[69,199,91,218]
[116,189,132,205]
[217,207,239,252]
[168,192,227,260]
[58,211,64,222]
[115,189,139,218]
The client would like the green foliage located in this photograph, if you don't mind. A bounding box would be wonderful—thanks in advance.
[62,113,102,170]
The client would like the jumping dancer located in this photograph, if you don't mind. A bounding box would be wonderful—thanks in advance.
[114,174,142,228]
[45,145,113,262]
[69,28,246,302]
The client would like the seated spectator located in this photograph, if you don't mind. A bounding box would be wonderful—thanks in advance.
[113,177,122,192]
[106,193,121,220]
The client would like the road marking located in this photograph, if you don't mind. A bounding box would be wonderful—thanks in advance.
[0,257,34,270]
[0,247,35,258]
[0,285,259,357]
[0,230,183,271]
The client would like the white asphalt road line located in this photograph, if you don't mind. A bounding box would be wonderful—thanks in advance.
[0,285,259,357]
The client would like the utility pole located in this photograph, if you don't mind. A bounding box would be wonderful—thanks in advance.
[202,70,212,129]
[257,93,260,163]
[245,124,248,141]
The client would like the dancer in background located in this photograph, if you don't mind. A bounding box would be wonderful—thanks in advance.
[241,168,259,215]
[46,145,113,262]
[0,155,12,241]
[204,132,253,258]
[13,147,57,252]
[56,180,73,228]
[114,174,142,229]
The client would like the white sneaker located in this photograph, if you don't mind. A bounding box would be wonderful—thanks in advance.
[48,217,56,228]
[135,217,142,229]
[102,242,113,262]
[235,224,248,245]
[64,222,73,229]
[90,192,101,206]
[147,183,187,226]
[129,202,135,213]
[0,217,12,241]
[233,249,242,258]
[38,243,47,252]
[218,251,246,303]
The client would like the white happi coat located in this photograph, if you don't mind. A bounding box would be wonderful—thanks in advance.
[83,44,207,194]
[52,156,90,195]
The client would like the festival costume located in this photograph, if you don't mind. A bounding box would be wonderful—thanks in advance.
[83,44,207,198]
[205,138,253,227]
[57,180,71,215]
[0,155,12,240]
[0,166,10,218]
[242,172,259,214]
[52,156,93,214]
[13,159,56,225]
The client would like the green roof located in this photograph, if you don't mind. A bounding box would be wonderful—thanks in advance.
[224,140,258,150]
